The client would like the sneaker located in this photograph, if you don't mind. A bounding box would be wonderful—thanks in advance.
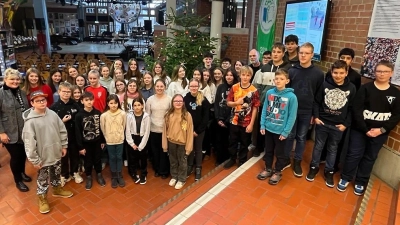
[195,167,201,181]
[140,176,147,185]
[175,181,185,190]
[354,185,365,196]
[96,173,106,187]
[305,166,319,182]
[223,159,236,169]
[85,176,92,190]
[52,186,73,198]
[187,165,193,178]
[257,168,273,180]
[282,160,291,171]
[324,171,334,188]
[248,144,256,151]
[169,178,177,187]
[124,160,128,167]
[268,171,282,185]
[293,159,303,177]
[73,172,83,184]
[101,163,106,170]
[337,179,349,192]
[133,175,140,184]
[60,176,72,187]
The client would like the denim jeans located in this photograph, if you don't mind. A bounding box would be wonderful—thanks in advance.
[284,114,312,160]
[107,144,124,172]
[341,129,388,186]
[310,124,343,171]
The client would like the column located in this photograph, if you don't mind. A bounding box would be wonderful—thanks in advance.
[77,4,85,40]
[210,0,223,59]
[166,0,176,38]
[33,0,51,54]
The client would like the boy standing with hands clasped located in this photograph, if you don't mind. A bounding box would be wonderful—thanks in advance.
[22,90,73,214]
[257,69,298,185]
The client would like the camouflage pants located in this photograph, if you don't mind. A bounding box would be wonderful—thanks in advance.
[36,160,61,195]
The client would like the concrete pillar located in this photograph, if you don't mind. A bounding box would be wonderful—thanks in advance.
[166,0,176,38]
[77,4,85,40]
[33,0,51,54]
[210,0,223,59]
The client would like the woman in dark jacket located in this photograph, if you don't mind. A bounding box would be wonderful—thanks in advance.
[0,68,32,192]
[214,68,238,166]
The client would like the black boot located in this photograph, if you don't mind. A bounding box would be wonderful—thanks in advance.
[187,165,193,178]
[111,172,118,188]
[97,173,106,187]
[117,172,125,187]
[16,181,29,192]
[195,167,202,181]
[21,173,32,182]
[85,176,92,190]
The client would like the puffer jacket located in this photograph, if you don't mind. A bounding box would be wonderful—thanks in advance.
[0,87,29,144]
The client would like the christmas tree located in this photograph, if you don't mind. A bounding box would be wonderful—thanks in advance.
[144,1,218,77]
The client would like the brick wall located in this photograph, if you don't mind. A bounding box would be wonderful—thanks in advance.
[221,32,249,63]
[274,0,400,153]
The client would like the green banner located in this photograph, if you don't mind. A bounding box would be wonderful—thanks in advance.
[256,0,278,57]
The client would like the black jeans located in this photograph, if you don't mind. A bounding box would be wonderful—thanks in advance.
[202,112,216,156]
[255,108,265,153]
[264,130,287,171]
[341,129,388,186]
[4,143,26,183]
[150,132,170,175]
[310,124,343,171]
[215,123,230,164]
[128,135,148,176]
[187,131,205,168]
[61,135,80,177]
[83,140,103,176]
[228,125,251,164]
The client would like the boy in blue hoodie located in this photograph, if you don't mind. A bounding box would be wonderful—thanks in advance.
[258,69,298,185]
[306,60,356,188]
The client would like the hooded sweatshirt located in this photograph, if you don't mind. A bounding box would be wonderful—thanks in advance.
[75,108,105,150]
[214,82,233,125]
[184,92,210,134]
[100,109,127,145]
[313,77,356,128]
[325,67,362,90]
[288,64,324,115]
[284,51,300,66]
[100,76,113,90]
[22,108,68,167]
[260,87,298,138]
[125,112,151,151]
[253,60,292,104]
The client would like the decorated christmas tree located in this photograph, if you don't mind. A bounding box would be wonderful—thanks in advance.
[145,1,218,77]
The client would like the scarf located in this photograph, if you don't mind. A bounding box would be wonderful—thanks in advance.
[126,91,139,99]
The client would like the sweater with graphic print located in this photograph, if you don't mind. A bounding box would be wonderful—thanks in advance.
[227,83,260,127]
[183,92,210,134]
[75,108,105,150]
[313,77,356,128]
[352,82,400,133]
[260,87,298,138]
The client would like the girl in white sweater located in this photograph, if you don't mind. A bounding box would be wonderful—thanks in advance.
[100,95,127,188]
[146,79,172,179]
[125,98,151,184]
[167,65,189,97]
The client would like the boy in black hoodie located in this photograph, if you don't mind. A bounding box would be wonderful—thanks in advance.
[284,42,324,177]
[306,60,356,187]
[252,42,291,157]
[50,82,83,186]
[75,91,106,190]
[338,60,400,196]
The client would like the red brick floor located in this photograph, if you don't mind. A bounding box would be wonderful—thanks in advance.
[0,141,364,224]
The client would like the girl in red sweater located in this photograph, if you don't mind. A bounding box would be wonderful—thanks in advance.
[22,68,53,107]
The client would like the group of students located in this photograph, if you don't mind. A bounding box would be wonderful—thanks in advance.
[2,33,400,214]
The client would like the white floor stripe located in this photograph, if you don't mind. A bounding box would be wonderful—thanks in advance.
[165,153,265,225]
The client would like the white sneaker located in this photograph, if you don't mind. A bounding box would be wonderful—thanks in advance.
[169,178,177,187]
[124,160,128,167]
[73,172,83,184]
[102,163,106,170]
[248,144,256,151]
[60,176,71,187]
[175,181,185,190]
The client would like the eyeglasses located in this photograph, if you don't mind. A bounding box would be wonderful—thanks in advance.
[299,52,312,55]
[34,98,47,103]
[173,100,183,103]
[375,70,392,74]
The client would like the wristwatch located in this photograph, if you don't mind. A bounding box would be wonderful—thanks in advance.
[380,127,386,134]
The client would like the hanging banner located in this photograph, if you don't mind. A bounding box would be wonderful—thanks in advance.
[256,0,278,57]
[361,0,400,85]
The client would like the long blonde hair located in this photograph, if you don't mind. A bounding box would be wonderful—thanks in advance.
[189,78,204,106]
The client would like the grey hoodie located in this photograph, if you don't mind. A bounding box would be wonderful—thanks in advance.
[22,108,68,167]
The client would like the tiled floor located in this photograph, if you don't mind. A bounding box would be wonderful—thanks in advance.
[1,140,367,224]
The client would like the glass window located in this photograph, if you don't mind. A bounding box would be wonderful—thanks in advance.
[150,10,155,16]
